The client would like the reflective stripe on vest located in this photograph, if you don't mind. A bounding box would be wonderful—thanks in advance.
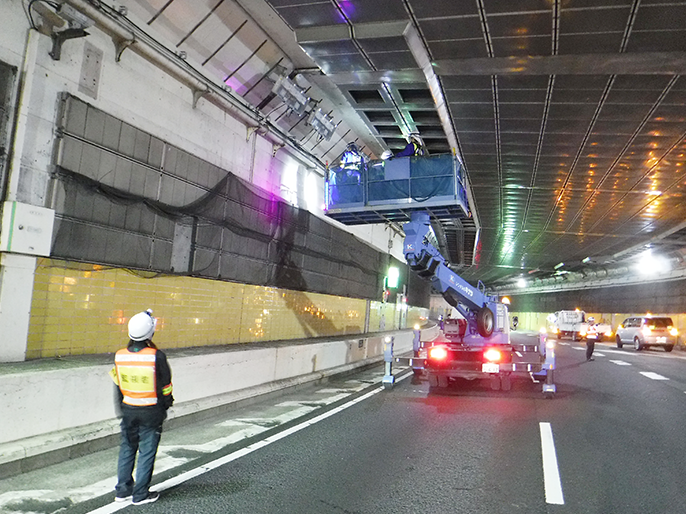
[115,347,158,407]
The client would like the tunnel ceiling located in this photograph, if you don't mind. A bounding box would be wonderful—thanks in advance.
[121,0,686,289]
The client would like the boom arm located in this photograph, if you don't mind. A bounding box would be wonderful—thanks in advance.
[403,211,504,339]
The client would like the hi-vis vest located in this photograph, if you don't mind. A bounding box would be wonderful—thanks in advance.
[111,347,162,406]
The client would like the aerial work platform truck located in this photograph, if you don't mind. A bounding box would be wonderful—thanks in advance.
[325,152,556,396]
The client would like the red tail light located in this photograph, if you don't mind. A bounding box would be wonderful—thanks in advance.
[429,346,448,360]
[484,348,502,362]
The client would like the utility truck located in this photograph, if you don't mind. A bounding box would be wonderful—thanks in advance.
[324,153,556,396]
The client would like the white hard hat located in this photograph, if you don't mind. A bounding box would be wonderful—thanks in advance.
[128,309,157,341]
[381,150,393,160]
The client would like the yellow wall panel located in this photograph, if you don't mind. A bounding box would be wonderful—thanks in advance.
[27,259,420,358]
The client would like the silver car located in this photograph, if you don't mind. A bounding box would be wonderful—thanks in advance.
[615,316,678,352]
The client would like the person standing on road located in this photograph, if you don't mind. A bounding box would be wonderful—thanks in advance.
[109,309,174,505]
[585,317,596,361]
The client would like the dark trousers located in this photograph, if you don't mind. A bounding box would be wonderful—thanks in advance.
[116,406,165,502]
[586,340,595,360]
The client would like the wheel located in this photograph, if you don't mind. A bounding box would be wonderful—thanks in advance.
[572,332,577,342]
[616,335,623,348]
[489,374,500,390]
[437,375,449,388]
[500,374,512,391]
[634,337,643,351]
[476,307,494,337]
[556,333,561,340]
[428,374,438,387]
[665,345,674,352]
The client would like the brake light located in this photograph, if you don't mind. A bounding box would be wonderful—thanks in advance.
[604,330,612,337]
[670,327,678,336]
[484,348,502,362]
[642,326,652,336]
[580,330,587,337]
[429,346,448,360]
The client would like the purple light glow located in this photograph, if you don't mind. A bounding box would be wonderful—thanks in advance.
[336,0,356,22]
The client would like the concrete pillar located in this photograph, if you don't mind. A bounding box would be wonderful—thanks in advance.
[0,253,36,361]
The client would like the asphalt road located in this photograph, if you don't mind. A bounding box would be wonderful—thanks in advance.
[4,332,686,514]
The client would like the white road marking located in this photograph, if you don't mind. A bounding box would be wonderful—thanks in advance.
[559,342,569,346]
[571,346,584,351]
[539,422,564,505]
[85,374,411,514]
[594,352,605,357]
[515,351,523,357]
[609,360,631,366]
[640,372,669,381]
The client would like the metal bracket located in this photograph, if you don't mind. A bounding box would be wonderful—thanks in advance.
[192,88,210,109]
[246,126,258,141]
[49,28,88,61]
[112,36,134,62]
[272,142,285,157]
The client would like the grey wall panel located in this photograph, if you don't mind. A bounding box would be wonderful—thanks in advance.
[63,97,87,137]
[50,94,427,304]
[84,107,106,146]
[102,114,122,151]
[151,240,173,270]
[193,248,220,277]
[196,224,223,249]
[155,216,176,240]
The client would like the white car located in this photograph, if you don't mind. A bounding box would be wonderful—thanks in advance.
[615,316,678,352]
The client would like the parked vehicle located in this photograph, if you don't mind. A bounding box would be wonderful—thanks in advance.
[552,310,586,341]
[615,316,678,352]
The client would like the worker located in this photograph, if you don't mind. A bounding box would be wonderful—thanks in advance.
[110,309,174,505]
[586,316,596,361]
[512,316,519,331]
[381,133,426,159]
[338,142,364,182]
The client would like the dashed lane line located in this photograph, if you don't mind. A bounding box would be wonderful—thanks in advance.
[609,360,632,366]
[640,371,669,381]
[539,422,564,505]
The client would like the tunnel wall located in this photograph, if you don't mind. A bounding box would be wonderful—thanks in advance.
[508,278,686,343]
[26,258,428,359]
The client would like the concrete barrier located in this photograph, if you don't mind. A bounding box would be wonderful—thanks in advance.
[0,330,412,478]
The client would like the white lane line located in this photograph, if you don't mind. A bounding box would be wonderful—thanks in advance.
[571,346,584,351]
[609,360,631,366]
[85,374,410,514]
[640,371,669,381]
[594,352,605,357]
[539,422,564,505]
[559,342,569,346]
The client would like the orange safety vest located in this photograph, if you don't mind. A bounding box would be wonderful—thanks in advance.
[113,347,159,407]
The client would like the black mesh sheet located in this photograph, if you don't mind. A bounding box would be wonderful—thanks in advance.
[50,96,388,300]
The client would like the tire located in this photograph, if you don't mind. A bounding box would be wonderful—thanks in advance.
[572,332,577,342]
[665,345,674,353]
[428,374,438,388]
[616,335,623,349]
[437,375,449,388]
[634,337,643,351]
[489,374,500,391]
[500,374,512,391]
[556,333,561,340]
[476,307,494,337]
